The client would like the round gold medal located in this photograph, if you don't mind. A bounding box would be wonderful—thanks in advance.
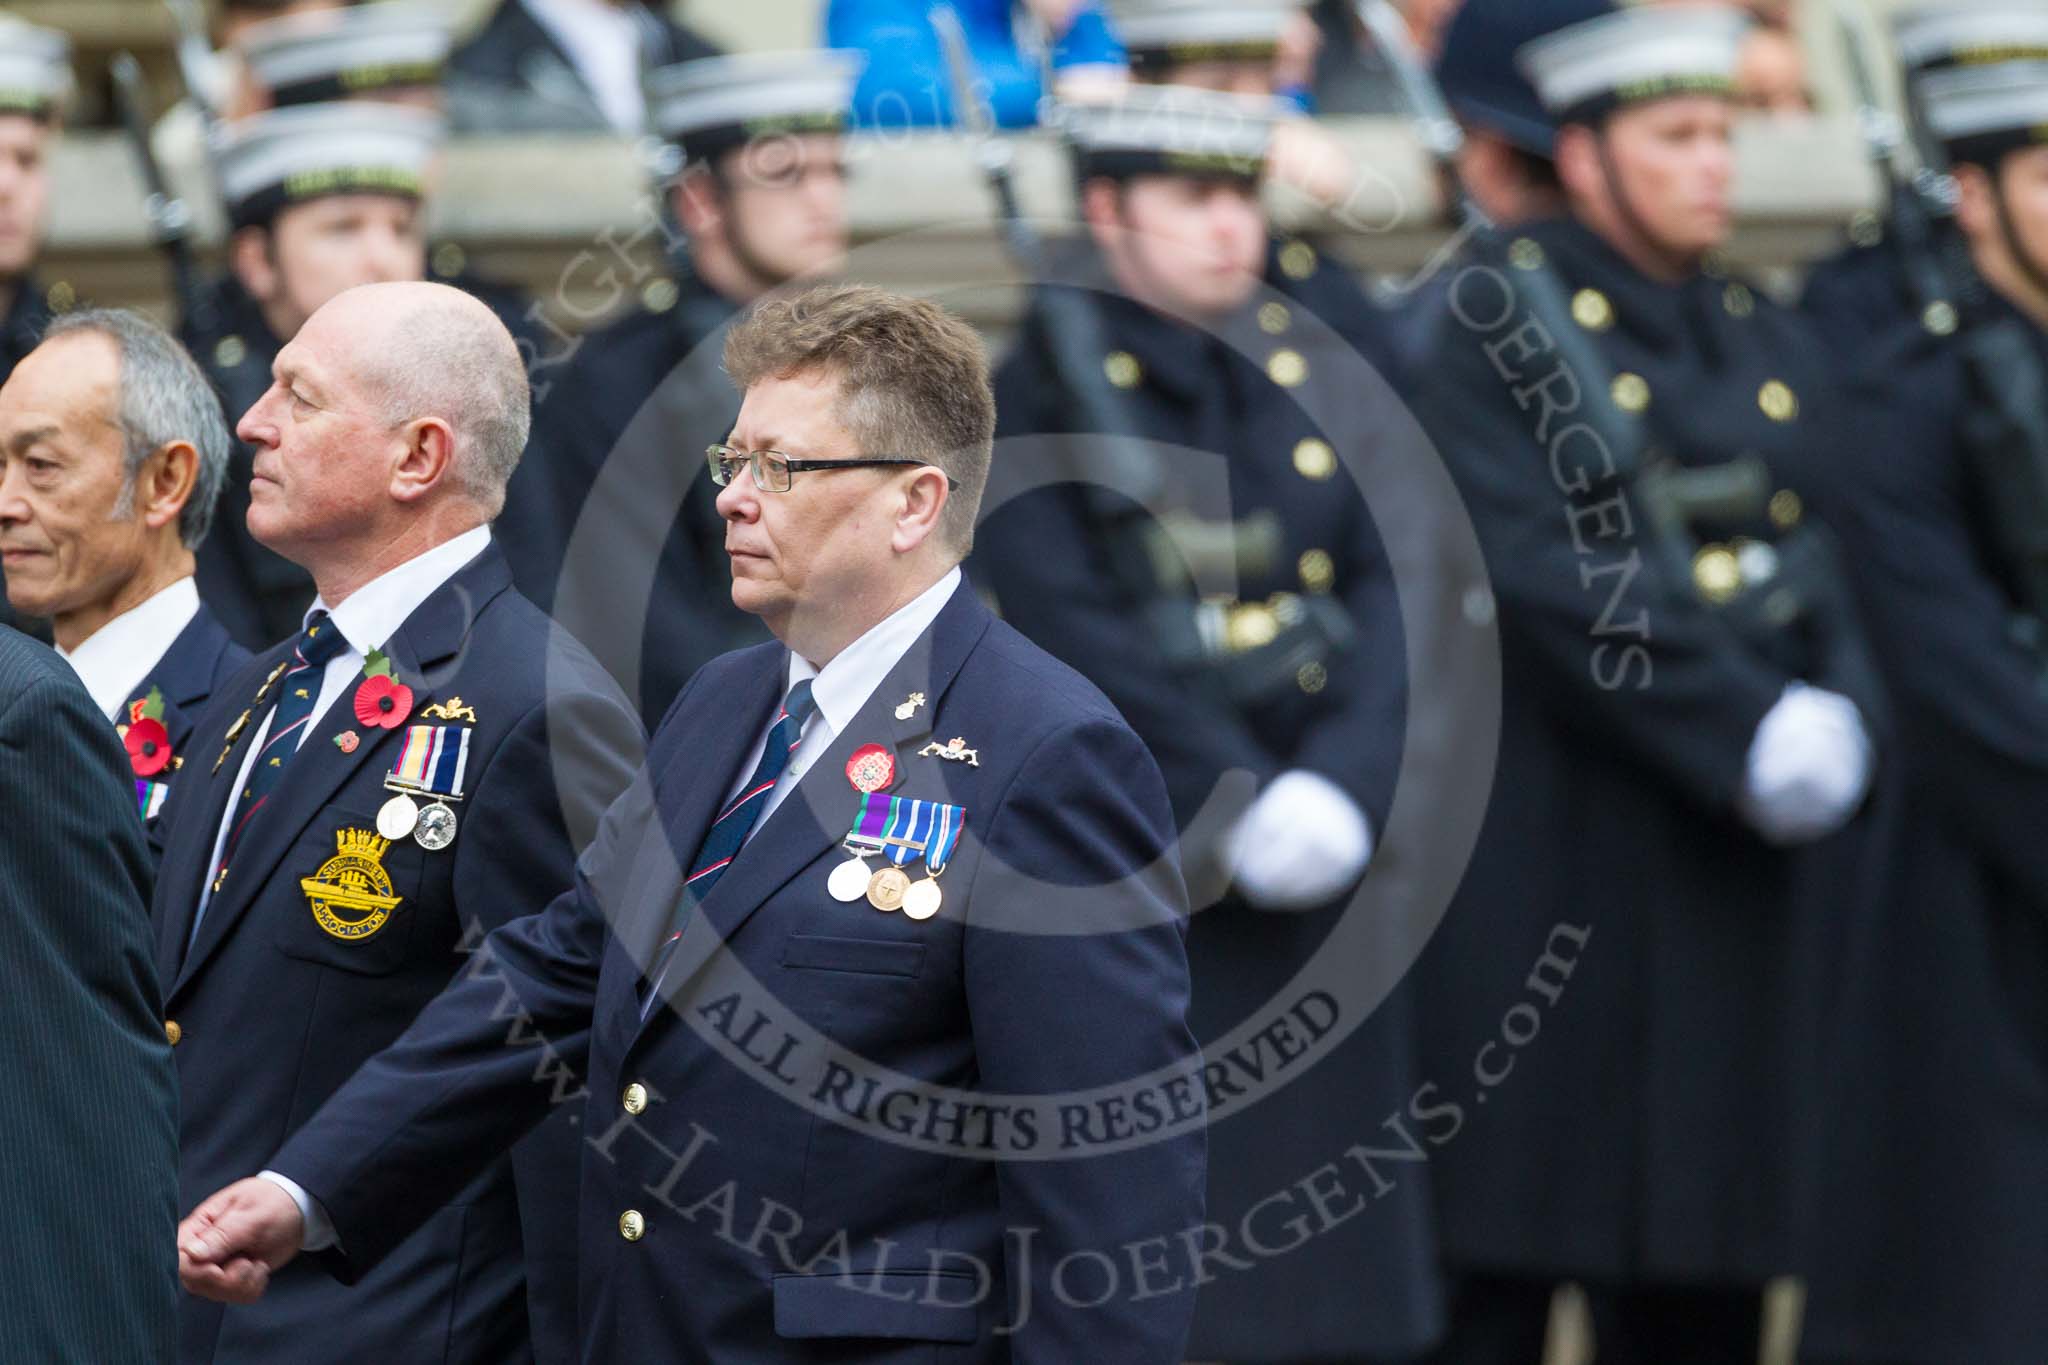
[376,793,420,840]
[901,878,942,920]
[866,866,911,912]
[828,856,872,902]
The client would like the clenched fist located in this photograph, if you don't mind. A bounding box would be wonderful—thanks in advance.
[178,1177,305,1304]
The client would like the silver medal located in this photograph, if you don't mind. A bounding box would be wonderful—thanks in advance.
[376,793,420,841]
[827,855,872,902]
[414,800,458,851]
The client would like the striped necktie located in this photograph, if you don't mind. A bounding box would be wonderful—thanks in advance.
[212,611,350,888]
[642,678,817,1015]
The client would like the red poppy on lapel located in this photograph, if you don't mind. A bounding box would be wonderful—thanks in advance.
[125,717,173,777]
[353,674,412,729]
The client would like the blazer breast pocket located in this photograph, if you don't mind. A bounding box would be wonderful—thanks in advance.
[271,807,428,976]
[781,934,926,979]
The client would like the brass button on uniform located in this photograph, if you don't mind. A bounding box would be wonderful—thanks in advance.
[1296,661,1328,694]
[1298,549,1335,594]
[213,335,247,370]
[1104,351,1142,389]
[1758,380,1799,423]
[1257,302,1291,335]
[45,280,74,313]
[1292,438,1336,481]
[1722,283,1754,318]
[1225,604,1280,652]
[1266,348,1307,387]
[1279,239,1317,280]
[431,242,468,278]
[165,1020,182,1047]
[1848,211,1883,248]
[1768,488,1804,530]
[1611,372,1651,414]
[1571,288,1614,332]
[1692,545,1742,603]
[1509,238,1546,271]
[619,1209,646,1241]
[641,278,679,314]
[1923,301,1958,337]
[622,1082,648,1115]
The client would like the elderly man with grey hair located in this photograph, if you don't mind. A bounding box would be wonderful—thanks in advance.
[0,307,248,832]
[146,280,643,1364]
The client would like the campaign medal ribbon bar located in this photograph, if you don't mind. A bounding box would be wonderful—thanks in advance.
[378,723,472,850]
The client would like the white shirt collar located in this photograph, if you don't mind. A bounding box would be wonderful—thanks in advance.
[787,567,962,733]
[57,575,202,721]
[309,525,492,658]
[520,0,647,132]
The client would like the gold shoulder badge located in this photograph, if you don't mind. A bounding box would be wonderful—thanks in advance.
[419,696,478,723]
[300,829,404,941]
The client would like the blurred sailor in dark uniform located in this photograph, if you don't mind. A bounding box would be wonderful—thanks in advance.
[185,101,443,647]
[974,84,1446,1364]
[1802,53,2048,1365]
[1799,1,2048,355]
[1403,6,1885,1360]
[500,49,860,724]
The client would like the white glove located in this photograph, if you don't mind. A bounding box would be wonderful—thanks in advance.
[1736,682,1875,845]
[1225,769,1375,912]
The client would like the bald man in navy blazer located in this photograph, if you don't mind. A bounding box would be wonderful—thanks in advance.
[181,284,1208,1362]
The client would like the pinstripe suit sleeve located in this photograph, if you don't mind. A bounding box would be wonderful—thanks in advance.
[0,633,180,1363]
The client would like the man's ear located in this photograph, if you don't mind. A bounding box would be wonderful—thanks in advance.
[673,165,724,239]
[890,466,951,555]
[1551,123,1600,210]
[135,440,199,534]
[1079,177,1123,249]
[1952,161,1997,241]
[388,417,457,504]
[229,226,277,302]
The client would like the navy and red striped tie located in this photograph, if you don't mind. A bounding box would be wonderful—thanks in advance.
[642,679,817,1014]
[211,611,350,888]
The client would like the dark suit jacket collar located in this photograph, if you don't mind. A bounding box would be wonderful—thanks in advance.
[140,603,238,714]
[625,579,993,1053]
[1531,215,1728,359]
[160,543,513,1000]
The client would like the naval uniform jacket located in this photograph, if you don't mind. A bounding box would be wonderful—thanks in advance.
[1802,296,2048,1365]
[500,270,763,726]
[1406,214,1885,1286]
[972,241,1447,1361]
[267,580,1207,1363]
[149,543,643,1364]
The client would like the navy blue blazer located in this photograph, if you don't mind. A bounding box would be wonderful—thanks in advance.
[271,580,1207,1363]
[126,602,249,837]
[150,543,643,1364]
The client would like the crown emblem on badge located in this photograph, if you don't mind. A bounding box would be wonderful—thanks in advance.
[337,828,392,860]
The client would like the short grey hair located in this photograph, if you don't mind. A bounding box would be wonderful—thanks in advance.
[360,294,530,518]
[42,308,231,549]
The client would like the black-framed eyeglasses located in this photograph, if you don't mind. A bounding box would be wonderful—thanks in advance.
[706,444,957,494]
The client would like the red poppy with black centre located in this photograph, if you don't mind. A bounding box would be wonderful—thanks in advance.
[353,673,414,729]
[126,717,172,777]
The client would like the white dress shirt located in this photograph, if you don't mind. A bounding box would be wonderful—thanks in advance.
[56,576,201,721]
[522,0,647,132]
[240,527,491,1250]
[727,567,963,839]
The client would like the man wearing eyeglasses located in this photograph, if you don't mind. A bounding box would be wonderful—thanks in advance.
[179,283,1207,1364]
